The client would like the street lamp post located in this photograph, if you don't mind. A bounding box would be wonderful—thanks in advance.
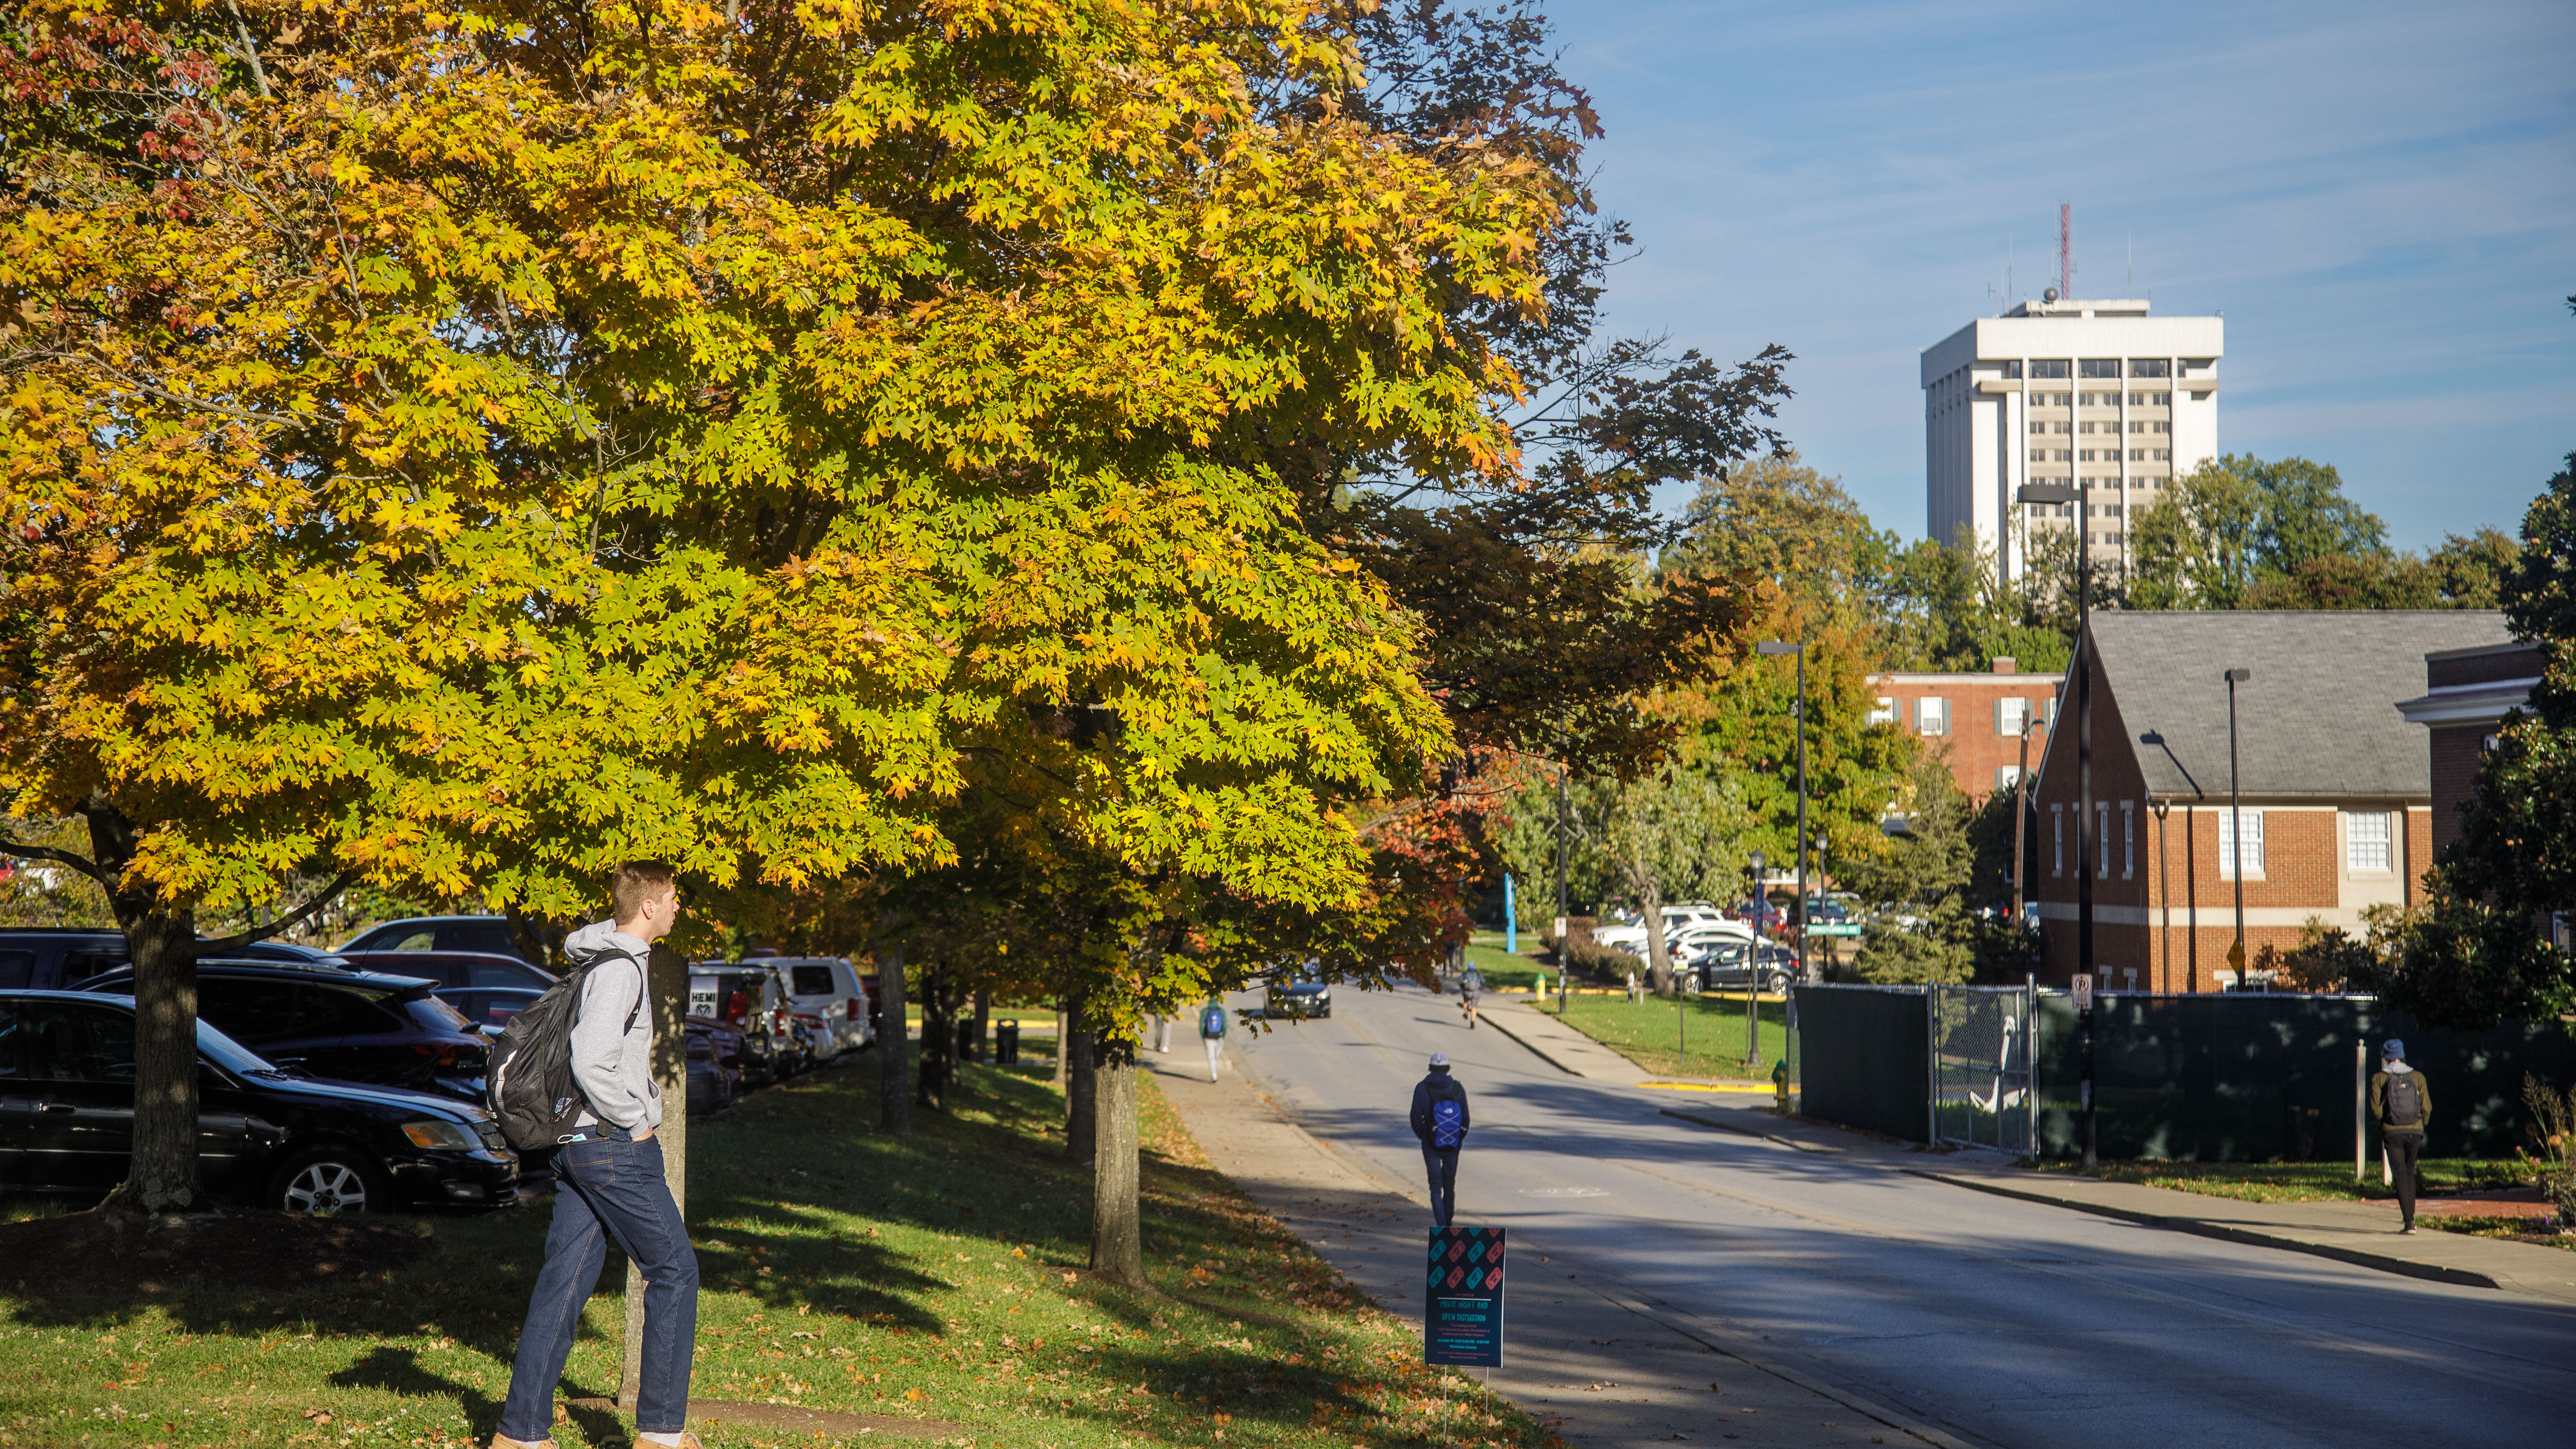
[1556,763,1571,1015]
[2224,667,2251,990]
[1756,640,1807,1070]
[2018,482,2095,1169]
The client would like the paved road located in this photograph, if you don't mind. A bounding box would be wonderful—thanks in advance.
[1211,980,2576,1449]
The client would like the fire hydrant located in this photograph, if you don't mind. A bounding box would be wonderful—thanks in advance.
[1771,1059,1791,1112]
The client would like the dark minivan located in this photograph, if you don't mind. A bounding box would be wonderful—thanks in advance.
[73,961,490,1102]
[1,991,517,1211]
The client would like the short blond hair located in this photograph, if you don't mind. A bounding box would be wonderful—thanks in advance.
[611,860,677,925]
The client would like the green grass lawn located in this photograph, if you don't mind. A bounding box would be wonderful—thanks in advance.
[1462,933,1551,993]
[1539,994,1790,1080]
[0,1054,1553,1449]
[2044,1157,2533,1204]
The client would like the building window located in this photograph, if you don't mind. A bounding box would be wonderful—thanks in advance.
[2050,392,2072,406]
[2078,422,2100,435]
[2078,449,2095,462]
[2044,696,2058,729]
[1995,766,2024,792]
[1917,697,1948,735]
[2029,421,2048,435]
[2097,803,2111,878]
[2128,359,2172,378]
[2031,360,2071,379]
[2219,808,2264,876]
[2054,449,2073,461]
[2000,361,2024,378]
[2053,805,2064,876]
[2078,359,2121,379]
[2153,449,2171,461]
[1867,696,1896,726]
[2052,422,2072,434]
[2122,801,2136,879]
[2029,449,2048,462]
[1998,697,2030,736]
[2347,811,2392,872]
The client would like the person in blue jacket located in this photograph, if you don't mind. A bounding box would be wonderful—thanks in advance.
[1409,1052,1471,1226]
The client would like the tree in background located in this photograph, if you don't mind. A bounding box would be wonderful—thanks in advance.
[1668,456,1917,874]
[1842,755,1983,985]
[1874,524,2080,674]
[2365,452,2576,1028]
[1554,766,1748,996]
[2128,455,2512,612]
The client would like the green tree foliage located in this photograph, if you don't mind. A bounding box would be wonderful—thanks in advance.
[1667,455,1917,869]
[2367,454,2576,1027]
[1874,525,2078,674]
[1844,755,1980,984]
[2128,455,2512,613]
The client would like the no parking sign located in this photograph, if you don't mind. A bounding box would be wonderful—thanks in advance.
[1424,1226,1506,1367]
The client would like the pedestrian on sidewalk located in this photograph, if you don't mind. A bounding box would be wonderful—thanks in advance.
[1410,1052,1470,1227]
[2371,1038,2432,1234]
[494,863,703,1449]
[1149,1011,1172,1054]
[1199,999,1228,1082]
[1457,962,1483,1030]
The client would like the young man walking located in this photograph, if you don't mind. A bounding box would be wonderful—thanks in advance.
[1198,999,1228,1082]
[1456,962,1483,1030]
[2370,1038,2432,1235]
[495,863,702,1449]
[1410,1052,1470,1227]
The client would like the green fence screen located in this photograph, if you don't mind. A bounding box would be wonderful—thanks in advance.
[1791,984,1926,1143]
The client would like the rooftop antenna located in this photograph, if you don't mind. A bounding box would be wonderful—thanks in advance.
[2127,232,2134,297]
[2058,203,2073,301]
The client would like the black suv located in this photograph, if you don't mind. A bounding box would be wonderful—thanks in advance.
[341,916,539,964]
[73,961,489,1101]
[1,991,517,1211]
[0,929,353,991]
[1684,938,1802,995]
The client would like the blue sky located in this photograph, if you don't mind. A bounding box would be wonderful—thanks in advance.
[1541,0,2576,549]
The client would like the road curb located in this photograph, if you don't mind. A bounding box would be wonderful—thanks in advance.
[1909,1169,2513,1293]
[1475,1007,1587,1077]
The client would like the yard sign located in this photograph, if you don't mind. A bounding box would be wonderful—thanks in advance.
[1424,1226,1506,1367]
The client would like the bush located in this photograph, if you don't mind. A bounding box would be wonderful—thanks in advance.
[1559,938,1644,980]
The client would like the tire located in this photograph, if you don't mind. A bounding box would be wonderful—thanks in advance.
[268,1145,392,1216]
[1764,972,1792,996]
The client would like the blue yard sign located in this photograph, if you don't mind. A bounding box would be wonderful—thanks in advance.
[1424,1226,1506,1367]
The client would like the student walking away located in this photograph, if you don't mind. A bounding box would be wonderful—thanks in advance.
[1199,999,1228,1082]
[493,863,703,1449]
[1150,1011,1173,1055]
[2370,1038,2433,1235]
[1457,963,1484,1030]
[1410,1053,1470,1226]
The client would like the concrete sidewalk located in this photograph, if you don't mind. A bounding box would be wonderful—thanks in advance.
[1475,997,1655,1084]
[1658,1098,2576,1307]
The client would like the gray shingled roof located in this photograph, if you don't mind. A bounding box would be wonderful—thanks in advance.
[2080,611,2511,800]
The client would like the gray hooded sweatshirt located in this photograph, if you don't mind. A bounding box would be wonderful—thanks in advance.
[564,920,661,1132]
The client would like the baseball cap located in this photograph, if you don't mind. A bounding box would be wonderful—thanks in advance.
[1428,1052,1452,1069]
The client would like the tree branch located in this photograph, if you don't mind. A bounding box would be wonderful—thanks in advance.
[0,840,108,887]
[199,871,356,951]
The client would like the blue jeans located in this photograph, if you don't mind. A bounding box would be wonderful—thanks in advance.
[499,1131,699,1439]
[1423,1146,1460,1226]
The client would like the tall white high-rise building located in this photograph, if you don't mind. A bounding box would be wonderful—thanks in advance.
[1922,296,2221,583]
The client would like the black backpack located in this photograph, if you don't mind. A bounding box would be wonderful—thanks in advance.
[2385,1072,2425,1129]
[488,950,642,1151]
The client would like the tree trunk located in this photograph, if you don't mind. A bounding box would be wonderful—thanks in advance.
[916,963,949,1112]
[970,990,989,1066]
[1640,876,1676,998]
[108,901,203,1214]
[620,943,691,1411]
[1051,1009,1068,1087]
[1064,992,1096,1162]
[1089,1032,1146,1287]
[877,941,911,1137]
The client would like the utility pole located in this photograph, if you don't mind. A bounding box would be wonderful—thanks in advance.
[2019,481,2093,1169]
[2011,720,2032,935]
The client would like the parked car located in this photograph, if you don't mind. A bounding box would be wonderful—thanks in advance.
[685,1017,746,1116]
[1684,939,1802,995]
[775,957,876,1054]
[0,990,518,1211]
[1592,904,1730,955]
[1263,961,1332,1019]
[1668,920,1757,960]
[0,929,350,991]
[687,962,797,1086]
[220,940,358,971]
[71,961,489,1102]
[340,915,540,964]
[794,1009,842,1065]
[437,985,547,1034]
[340,948,555,992]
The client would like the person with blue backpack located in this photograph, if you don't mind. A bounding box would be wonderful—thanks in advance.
[1199,998,1228,1082]
[1410,1051,1471,1226]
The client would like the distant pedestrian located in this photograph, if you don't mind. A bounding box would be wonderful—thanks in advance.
[1626,968,1640,1003]
[1410,1052,1471,1226]
[1457,963,1484,1030]
[2371,1038,2433,1234]
[1150,1011,1172,1054]
[1198,999,1228,1081]
[495,862,702,1449]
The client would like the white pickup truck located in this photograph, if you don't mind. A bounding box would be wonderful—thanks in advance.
[1592,904,1748,956]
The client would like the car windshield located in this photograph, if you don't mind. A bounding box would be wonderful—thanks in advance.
[192,1012,277,1074]
[408,994,476,1033]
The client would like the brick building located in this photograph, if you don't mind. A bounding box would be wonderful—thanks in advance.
[2394,639,2543,853]
[1868,660,2064,800]
[2028,611,2509,992]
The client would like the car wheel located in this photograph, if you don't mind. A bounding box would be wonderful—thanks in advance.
[268,1147,391,1216]
[1765,972,1792,996]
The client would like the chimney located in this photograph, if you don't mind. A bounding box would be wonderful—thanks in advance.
[1991,656,2018,674]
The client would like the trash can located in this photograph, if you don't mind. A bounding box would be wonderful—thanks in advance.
[996,1019,1020,1066]
[957,1018,981,1065]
